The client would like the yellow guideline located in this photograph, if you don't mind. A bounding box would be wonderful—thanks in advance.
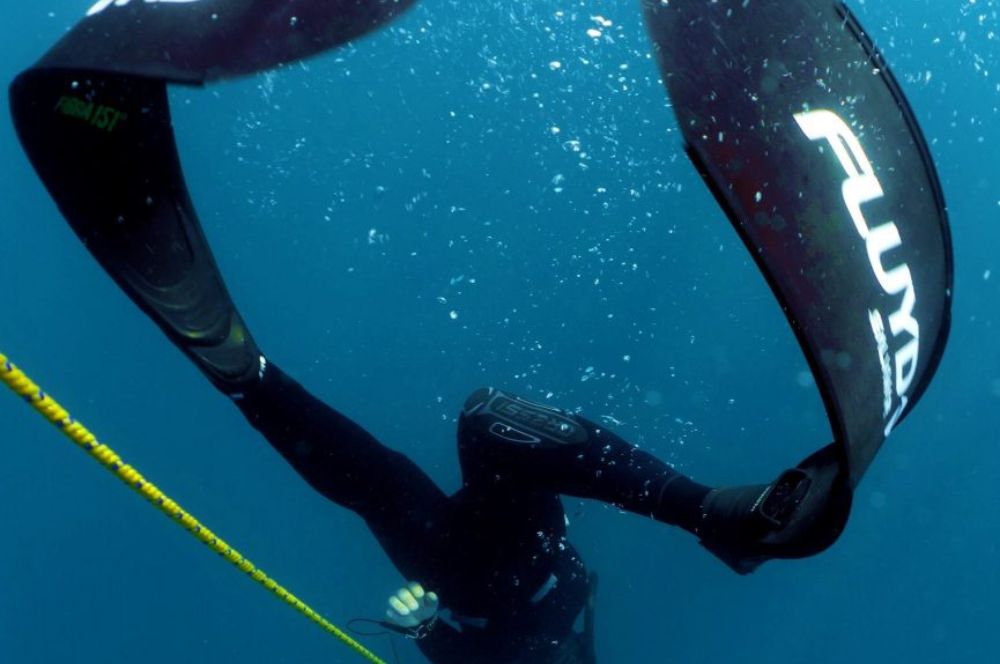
[0,352,386,664]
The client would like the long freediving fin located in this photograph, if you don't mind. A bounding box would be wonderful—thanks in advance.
[643,0,953,570]
[10,0,418,389]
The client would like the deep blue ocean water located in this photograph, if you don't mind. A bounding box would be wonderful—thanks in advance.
[2,1,998,662]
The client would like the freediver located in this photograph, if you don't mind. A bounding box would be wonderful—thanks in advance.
[70,192,818,664]
[8,1,856,661]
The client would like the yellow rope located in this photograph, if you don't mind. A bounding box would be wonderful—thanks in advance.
[0,352,386,664]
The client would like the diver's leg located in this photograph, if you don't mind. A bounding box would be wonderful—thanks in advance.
[458,388,821,574]
[233,362,448,519]
[69,149,446,515]
[79,167,450,575]
[232,362,451,580]
[457,388,711,533]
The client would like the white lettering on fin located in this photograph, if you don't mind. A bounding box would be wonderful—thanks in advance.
[794,109,919,436]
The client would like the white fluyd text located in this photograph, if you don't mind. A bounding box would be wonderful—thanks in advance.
[794,109,918,436]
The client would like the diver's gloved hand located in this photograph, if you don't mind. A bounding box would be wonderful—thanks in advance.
[385,582,440,633]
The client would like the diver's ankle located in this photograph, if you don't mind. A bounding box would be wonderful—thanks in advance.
[697,484,769,532]
[218,354,268,400]
[178,309,264,396]
[653,475,713,533]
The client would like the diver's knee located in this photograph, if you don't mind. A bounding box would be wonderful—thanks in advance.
[458,387,588,446]
[462,386,494,416]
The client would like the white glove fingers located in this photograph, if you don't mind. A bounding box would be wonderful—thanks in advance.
[397,587,420,611]
[388,595,411,616]
[384,582,440,630]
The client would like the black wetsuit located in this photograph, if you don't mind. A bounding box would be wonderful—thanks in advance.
[232,362,709,663]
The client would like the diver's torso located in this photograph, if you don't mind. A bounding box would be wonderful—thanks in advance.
[425,486,590,659]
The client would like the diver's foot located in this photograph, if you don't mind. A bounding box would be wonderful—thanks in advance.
[177,309,266,397]
[696,469,812,574]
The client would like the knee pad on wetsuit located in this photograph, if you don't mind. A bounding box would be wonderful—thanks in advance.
[457,387,590,486]
[458,387,589,448]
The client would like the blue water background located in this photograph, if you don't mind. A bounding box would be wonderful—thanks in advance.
[2,1,998,662]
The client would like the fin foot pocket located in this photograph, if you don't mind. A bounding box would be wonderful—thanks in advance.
[181,310,263,392]
[11,71,262,394]
[698,445,851,575]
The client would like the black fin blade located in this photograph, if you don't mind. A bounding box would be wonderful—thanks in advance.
[36,0,417,83]
[644,0,952,486]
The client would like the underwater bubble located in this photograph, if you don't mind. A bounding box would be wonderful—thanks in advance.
[644,390,664,407]
[796,370,815,388]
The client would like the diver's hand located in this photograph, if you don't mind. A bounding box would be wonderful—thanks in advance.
[385,582,439,628]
